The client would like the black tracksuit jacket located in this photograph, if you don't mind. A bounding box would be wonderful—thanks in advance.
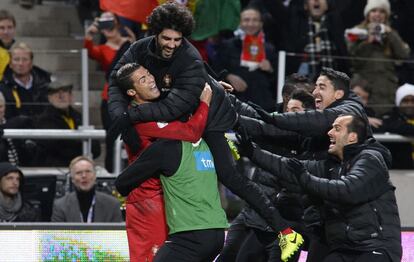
[108,36,236,132]
[250,139,402,262]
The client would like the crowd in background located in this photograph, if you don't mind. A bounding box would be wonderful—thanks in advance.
[0,0,412,229]
[0,1,410,262]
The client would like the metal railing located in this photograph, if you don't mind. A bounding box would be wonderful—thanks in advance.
[8,48,413,176]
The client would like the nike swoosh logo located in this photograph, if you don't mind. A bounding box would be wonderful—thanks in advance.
[290,234,297,244]
[157,122,169,128]
[372,251,383,255]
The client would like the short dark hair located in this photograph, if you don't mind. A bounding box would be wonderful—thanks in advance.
[320,67,350,97]
[241,5,263,21]
[290,89,315,110]
[341,114,367,143]
[350,75,371,95]
[116,63,142,94]
[147,2,195,37]
[282,73,313,97]
[0,9,16,26]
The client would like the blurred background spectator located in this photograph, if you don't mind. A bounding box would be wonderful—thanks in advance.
[0,91,37,166]
[34,81,101,167]
[286,88,315,112]
[0,162,40,222]
[0,9,16,80]
[51,156,122,222]
[0,42,51,119]
[213,6,277,111]
[256,0,350,79]
[381,83,414,169]
[350,75,383,129]
[345,0,410,115]
[277,73,314,113]
[84,11,134,172]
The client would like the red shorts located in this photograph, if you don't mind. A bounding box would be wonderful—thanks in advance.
[125,194,168,262]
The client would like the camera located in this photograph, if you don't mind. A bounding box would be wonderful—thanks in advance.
[369,23,385,42]
[97,18,115,31]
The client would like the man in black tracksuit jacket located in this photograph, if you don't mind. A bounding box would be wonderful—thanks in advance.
[239,114,402,262]
[107,3,303,259]
[250,67,372,159]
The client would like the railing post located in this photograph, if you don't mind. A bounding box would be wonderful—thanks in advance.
[277,50,286,104]
[113,136,123,175]
[80,48,92,157]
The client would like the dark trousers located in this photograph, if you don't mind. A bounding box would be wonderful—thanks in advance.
[216,223,248,262]
[217,222,295,262]
[323,249,391,262]
[153,229,224,262]
[236,228,280,262]
[203,132,289,232]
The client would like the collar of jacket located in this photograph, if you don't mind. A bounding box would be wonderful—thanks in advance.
[2,65,50,87]
[45,104,76,117]
[146,35,185,62]
[390,106,412,121]
[342,142,365,161]
[341,138,391,166]
[326,91,364,110]
[0,39,15,49]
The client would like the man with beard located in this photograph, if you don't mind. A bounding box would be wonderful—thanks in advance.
[0,162,40,222]
[237,114,402,262]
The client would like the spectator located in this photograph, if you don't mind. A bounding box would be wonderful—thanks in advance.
[84,11,134,172]
[381,83,414,168]
[345,0,410,115]
[51,156,122,222]
[0,42,51,119]
[350,75,383,129]
[262,0,349,78]
[240,114,402,262]
[0,92,36,166]
[286,88,316,112]
[213,6,277,111]
[0,162,40,222]
[34,81,101,167]
[0,9,16,80]
[277,73,314,113]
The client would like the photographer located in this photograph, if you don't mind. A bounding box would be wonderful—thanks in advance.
[83,11,135,172]
[345,0,410,115]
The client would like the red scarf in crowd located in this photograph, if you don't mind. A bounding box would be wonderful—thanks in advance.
[240,31,266,71]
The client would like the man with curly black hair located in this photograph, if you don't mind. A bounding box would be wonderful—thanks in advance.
[108,3,303,261]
